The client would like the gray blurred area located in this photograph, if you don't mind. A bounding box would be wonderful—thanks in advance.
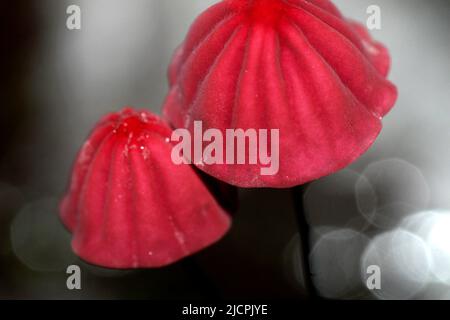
[1,0,449,299]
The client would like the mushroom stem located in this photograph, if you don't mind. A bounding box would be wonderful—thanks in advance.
[291,184,319,299]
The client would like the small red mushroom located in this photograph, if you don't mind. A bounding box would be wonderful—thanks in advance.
[163,0,398,188]
[60,108,231,268]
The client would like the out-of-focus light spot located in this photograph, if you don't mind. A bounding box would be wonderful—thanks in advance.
[10,198,77,272]
[422,285,450,300]
[356,158,430,229]
[307,228,369,299]
[402,210,450,285]
[283,233,305,291]
[370,202,418,230]
[283,227,338,293]
[361,229,432,300]
[304,169,374,233]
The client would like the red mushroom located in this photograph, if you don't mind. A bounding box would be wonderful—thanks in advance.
[163,0,398,188]
[60,108,231,268]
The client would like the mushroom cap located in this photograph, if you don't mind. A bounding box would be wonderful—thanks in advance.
[60,108,231,268]
[163,0,398,188]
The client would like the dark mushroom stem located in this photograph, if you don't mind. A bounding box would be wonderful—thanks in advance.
[291,184,319,299]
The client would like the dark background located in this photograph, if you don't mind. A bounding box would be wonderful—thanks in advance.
[1,0,450,299]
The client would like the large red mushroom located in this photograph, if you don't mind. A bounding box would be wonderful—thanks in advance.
[163,0,398,188]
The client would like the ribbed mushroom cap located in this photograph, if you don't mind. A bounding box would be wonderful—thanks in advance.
[163,0,398,188]
[60,108,231,268]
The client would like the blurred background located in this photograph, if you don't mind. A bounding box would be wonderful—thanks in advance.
[1,0,449,299]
